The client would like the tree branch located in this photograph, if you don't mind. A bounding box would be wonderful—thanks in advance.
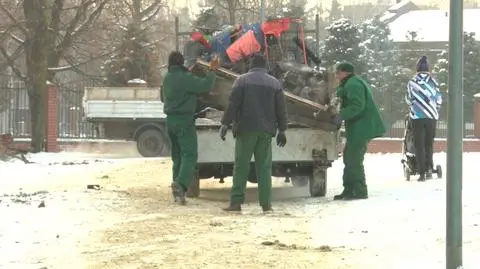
[0,41,25,74]
[139,0,162,18]
[0,5,28,35]
[0,31,24,44]
[0,45,26,80]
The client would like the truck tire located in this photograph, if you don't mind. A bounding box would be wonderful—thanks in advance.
[291,176,309,187]
[136,129,167,157]
[309,168,327,197]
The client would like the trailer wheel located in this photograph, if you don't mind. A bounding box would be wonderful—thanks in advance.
[187,169,200,198]
[309,168,327,197]
[136,129,167,157]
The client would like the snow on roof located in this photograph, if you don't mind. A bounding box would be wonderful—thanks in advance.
[379,12,396,22]
[388,0,412,12]
[389,9,480,42]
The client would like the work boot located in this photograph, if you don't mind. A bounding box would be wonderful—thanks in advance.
[344,185,368,200]
[418,173,426,182]
[223,202,241,212]
[333,188,352,200]
[171,182,186,205]
[261,205,273,213]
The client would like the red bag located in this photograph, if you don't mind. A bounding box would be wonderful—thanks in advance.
[226,30,261,63]
[261,18,291,37]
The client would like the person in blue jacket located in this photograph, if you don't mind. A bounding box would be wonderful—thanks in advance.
[405,56,443,181]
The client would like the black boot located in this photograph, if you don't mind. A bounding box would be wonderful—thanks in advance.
[223,202,242,212]
[343,183,368,200]
[426,170,433,180]
[418,173,426,182]
[171,182,186,205]
[261,205,273,213]
[333,188,352,200]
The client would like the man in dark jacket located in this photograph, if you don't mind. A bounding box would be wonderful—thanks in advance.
[332,62,386,200]
[220,54,288,212]
[162,51,216,204]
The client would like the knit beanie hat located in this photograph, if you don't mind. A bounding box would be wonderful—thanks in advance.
[249,53,267,69]
[336,61,355,73]
[416,56,429,72]
[168,51,185,71]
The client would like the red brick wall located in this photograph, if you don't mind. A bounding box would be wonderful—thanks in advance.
[45,83,59,152]
[367,138,480,153]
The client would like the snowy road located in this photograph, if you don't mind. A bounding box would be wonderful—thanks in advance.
[0,152,479,268]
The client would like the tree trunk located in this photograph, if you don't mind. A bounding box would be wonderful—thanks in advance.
[24,0,50,152]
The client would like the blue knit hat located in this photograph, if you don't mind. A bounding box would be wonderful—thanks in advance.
[416,56,429,72]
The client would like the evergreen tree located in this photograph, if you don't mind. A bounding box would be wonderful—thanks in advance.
[397,31,422,70]
[322,18,365,73]
[359,17,409,127]
[103,23,160,87]
[328,0,342,22]
[433,32,480,122]
[194,7,222,32]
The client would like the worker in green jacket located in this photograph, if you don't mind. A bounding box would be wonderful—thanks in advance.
[331,62,386,200]
[162,51,216,204]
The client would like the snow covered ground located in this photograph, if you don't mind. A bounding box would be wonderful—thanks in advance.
[0,152,479,268]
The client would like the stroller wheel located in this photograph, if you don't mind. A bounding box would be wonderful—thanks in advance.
[403,166,411,181]
[436,165,443,179]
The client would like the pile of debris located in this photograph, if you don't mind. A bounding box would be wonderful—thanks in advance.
[184,17,333,106]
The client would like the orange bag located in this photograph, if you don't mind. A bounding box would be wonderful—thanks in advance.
[226,30,261,63]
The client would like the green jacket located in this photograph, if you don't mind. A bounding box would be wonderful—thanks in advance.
[336,75,386,142]
[162,65,216,117]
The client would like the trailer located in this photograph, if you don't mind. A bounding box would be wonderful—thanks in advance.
[83,84,340,197]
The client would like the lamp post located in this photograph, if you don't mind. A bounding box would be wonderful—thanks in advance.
[446,0,463,268]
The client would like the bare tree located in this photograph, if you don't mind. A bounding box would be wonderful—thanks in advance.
[0,0,108,152]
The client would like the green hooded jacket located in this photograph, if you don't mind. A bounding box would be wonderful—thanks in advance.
[336,75,386,142]
[162,66,216,117]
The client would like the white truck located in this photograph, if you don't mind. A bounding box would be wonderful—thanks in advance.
[83,86,340,197]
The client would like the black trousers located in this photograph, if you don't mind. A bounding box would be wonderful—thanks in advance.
[411,118,437,174]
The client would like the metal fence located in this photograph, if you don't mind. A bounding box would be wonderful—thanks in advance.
[0,79,99,139]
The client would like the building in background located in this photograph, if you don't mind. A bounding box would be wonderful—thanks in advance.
[383,1,480,50]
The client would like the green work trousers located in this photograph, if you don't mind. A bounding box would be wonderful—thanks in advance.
[230,132,273,207]
[342,139,369,195]
[166,116,198,191]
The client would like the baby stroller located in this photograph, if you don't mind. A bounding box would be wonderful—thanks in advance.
[401,115,443,181]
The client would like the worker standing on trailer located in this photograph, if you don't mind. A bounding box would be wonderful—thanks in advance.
[162,51,217,205]
[331,62,386,200]
[219,54,288,213]
[406,56,442,181]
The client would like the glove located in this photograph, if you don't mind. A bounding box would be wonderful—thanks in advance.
[276,132,287,147]
[209,55,220,70]
[219,124,229,141]
[331,115,343,130]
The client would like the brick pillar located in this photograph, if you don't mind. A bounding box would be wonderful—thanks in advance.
[474,93,480,138]
[45,81,59,152]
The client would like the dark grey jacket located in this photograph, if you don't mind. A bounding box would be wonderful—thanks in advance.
[221,67,288,135]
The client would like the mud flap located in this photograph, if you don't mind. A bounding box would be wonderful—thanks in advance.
[187,169,200,198]
[310,149,328,197]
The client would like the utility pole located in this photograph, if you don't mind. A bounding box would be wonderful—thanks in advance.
[446,0,463,268]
